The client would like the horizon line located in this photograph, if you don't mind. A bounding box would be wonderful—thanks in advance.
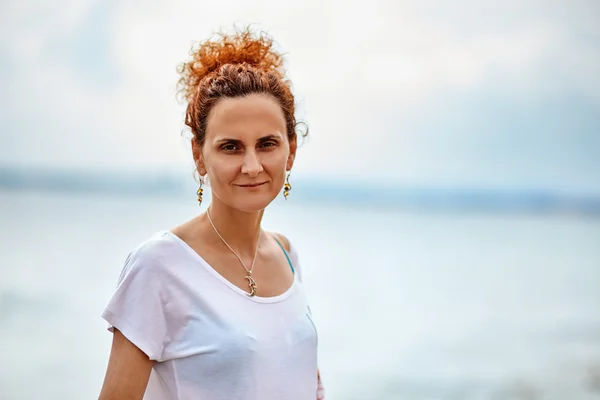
[0,166,599,215]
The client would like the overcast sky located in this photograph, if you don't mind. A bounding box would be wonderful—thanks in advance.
[1,0,599,192]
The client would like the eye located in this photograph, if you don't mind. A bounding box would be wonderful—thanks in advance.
[260,140,278,149]
[221,143,240,152]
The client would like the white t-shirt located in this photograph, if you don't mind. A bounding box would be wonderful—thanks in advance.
[102,230,320,400]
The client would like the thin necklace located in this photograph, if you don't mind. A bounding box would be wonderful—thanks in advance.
[206,209,262,297]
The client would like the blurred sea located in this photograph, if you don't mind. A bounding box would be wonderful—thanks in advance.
[1,188,599,399]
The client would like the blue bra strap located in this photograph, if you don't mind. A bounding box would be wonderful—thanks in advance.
[273,236,295,274]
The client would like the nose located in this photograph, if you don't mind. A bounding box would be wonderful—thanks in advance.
[240,150,263,177]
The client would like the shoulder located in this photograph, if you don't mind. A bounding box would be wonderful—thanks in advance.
[269,231,303,278]
[270,231,301,263]
[129,231,181,261]
[118,231,182,281]
[270,231,291,253]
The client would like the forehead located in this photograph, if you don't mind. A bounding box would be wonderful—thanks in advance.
[206,94,287,141]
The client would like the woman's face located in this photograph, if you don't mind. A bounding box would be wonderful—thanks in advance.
[193,93,296,212]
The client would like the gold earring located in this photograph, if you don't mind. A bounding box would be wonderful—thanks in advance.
[283,172,292,199]
[196,180,203,206]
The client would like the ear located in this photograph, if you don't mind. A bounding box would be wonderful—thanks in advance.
[286,134,297,171]
[191,138,207,176]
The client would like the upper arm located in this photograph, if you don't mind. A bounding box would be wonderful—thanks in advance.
[102,242,172,361]
[99,328,154,400]
[100,241,173,399]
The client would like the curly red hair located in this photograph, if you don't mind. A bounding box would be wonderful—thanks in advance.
[177,27,306,146]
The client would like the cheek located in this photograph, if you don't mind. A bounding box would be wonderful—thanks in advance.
[264,153,288,176]
[207,158,239,184]
[269,147,290,166]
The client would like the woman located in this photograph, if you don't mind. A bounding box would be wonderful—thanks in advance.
[99,28,324,399]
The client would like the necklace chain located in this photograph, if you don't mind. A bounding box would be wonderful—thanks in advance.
[206,209,261,296]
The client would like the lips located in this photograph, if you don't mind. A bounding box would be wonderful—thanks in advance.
[237,182,267,188]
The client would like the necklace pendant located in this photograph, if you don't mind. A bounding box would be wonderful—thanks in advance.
[245,275,257,297]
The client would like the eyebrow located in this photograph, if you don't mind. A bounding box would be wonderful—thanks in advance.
[214,134,283,144]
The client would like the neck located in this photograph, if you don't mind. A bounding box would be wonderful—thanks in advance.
[204,199,264,256]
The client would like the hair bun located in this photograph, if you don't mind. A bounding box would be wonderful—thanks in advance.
[178,27,285,102]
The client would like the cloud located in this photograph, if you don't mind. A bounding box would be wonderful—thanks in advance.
[0,0,599,190]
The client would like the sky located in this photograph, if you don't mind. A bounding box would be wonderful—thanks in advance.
[1,0,599,193]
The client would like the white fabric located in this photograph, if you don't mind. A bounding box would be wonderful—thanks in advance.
[101,230,319,400]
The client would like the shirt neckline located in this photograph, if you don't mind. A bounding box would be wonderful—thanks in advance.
[162,230,298,304]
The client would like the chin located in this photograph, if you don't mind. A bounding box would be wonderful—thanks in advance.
[231,193,278,213]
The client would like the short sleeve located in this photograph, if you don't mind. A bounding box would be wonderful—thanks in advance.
[101,245,169,361]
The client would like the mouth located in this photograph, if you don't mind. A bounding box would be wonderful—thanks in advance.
[236,182,268,188]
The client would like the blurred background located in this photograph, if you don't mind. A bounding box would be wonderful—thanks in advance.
[1,0,599,399]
